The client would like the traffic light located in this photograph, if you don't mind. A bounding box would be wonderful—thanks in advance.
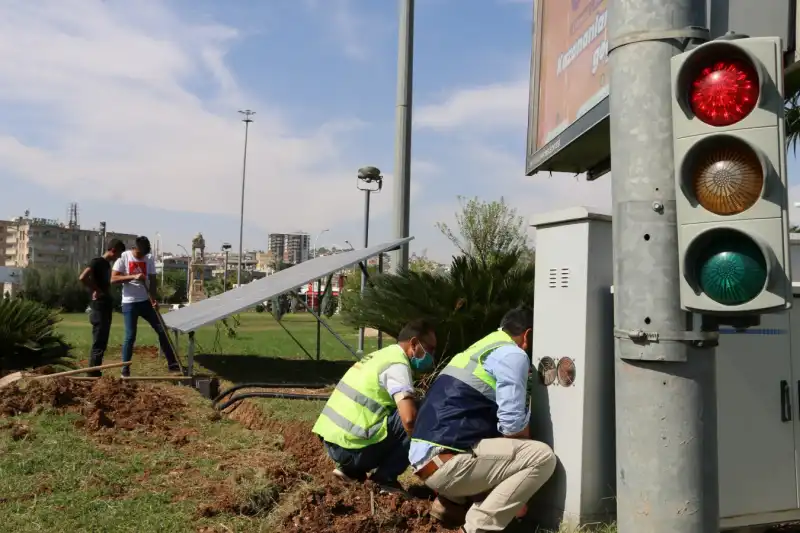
[672,36,792,315]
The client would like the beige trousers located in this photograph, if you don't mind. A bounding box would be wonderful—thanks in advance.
[423,438,557,532]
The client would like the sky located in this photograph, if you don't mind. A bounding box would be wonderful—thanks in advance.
[0,0,796,263]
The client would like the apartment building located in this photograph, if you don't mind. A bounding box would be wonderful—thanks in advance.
[268,232,310,265]
[3,216,137,269]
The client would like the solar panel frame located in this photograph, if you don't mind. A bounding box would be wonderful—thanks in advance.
[162,237,413,333]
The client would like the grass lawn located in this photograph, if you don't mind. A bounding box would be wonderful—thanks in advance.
[58,311,380,383]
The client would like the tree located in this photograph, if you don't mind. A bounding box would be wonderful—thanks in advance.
[20,265,91,313]
[436,196,533,265]
[409,254,448,275]
[343,195,537,365]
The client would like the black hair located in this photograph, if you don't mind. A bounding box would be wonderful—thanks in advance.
[397,319,436,342]
[134,236,151,254]
[107,239,125,253]
[500,307,533,336]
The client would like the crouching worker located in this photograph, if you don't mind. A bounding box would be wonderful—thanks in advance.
[312,319,437,493]
[409,307,556,533]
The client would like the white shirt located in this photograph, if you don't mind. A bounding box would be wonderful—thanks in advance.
[112,251,156,304]
[378,363,415,405]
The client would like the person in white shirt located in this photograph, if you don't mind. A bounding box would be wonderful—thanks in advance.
[111,236,181,377]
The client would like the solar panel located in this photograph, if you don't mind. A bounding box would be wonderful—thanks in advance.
[162,237,413,333]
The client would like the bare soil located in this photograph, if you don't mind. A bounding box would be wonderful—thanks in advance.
[221,399,456,533]
[0,376,184,434]
[0,378,485,531]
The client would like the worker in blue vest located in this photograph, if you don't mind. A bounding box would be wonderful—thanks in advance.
[408,307,556,533]
[312,319,437,493]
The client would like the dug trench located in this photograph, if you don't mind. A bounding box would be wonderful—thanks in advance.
[0,377,456,532]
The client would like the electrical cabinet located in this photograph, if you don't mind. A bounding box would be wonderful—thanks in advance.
[530,209,800,531]
[717,297,800,529]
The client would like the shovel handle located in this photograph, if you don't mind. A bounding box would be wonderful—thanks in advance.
[30,361,132,380]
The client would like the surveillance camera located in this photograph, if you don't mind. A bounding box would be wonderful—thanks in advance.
[357,166,382,183]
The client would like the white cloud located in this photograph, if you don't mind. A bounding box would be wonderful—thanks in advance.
[0,0,395,236]
[415,81,530,132]
[303,0,386,61]
[411,75,610,259]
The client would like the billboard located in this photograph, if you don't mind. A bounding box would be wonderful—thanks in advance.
[526,0,611,178]
[526,0,799,178]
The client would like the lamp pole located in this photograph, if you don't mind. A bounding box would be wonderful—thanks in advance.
[356,167,384,354]
[156,232,164,285]
[222,243,232,292]
[314,229,330,259]
[176,244,191,299]
[390,0,414,274]
[237,109,255,287]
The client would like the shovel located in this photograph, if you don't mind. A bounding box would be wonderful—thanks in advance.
[145,277,185,375]
[0,361,132,389]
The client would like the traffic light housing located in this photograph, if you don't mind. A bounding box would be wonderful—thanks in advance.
[672,36,792,315]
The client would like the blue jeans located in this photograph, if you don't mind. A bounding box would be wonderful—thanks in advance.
[323,409,411,483]
[121,301,178,374]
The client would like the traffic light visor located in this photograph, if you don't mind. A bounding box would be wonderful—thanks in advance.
[688,229,768,306]
[683,135,764,216]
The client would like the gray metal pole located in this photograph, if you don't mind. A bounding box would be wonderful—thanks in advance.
[223,251,229,292]
[608,1,717,532]
[238,110,255,287]
[358,189,371,353]
[390,0,414,274]
[377,252,384,349]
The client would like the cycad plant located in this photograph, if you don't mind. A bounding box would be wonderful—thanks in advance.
[0,298,74,373]
[341,249,534,363]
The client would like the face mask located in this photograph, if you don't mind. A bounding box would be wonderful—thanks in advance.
[410,347,435,372]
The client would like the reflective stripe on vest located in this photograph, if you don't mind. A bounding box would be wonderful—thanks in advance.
[438,331,516,402]
[312,344,410,449]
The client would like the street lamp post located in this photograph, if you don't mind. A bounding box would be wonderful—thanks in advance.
[222,243,232,292]
[176,244,191,299]
[314,229,330,259]
[356,166,384,354]
[156,232,164,285]
[390,0,414,274]
[237,109,255,287]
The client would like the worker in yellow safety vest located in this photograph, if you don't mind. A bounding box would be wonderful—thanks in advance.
[312,319,437,493]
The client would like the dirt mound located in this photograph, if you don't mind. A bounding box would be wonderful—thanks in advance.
[0,377,184,433]
[217,400,454,533]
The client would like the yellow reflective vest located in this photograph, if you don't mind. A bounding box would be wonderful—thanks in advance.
[312,344,410,449]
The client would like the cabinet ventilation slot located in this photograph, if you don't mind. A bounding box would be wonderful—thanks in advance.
[548,268,571,288]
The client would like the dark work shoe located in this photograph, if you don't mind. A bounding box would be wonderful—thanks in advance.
[168,365,183,374]
[371,478,409,497]
[332,468,366,484]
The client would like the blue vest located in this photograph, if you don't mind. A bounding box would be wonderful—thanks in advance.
[412,332,516,452]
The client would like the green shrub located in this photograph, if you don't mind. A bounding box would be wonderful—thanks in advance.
[341,250,534,363]
[0,298,74,373]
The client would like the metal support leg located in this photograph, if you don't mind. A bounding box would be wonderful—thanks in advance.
[316,279,322,361]
[187,331,195,377]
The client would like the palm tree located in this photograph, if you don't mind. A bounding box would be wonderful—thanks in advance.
[786,90,800,152]
[0,298,73,372]
[341,249,534,362]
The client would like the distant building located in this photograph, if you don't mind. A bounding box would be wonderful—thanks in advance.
[268,232,310,265]
[3,214,136,269]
